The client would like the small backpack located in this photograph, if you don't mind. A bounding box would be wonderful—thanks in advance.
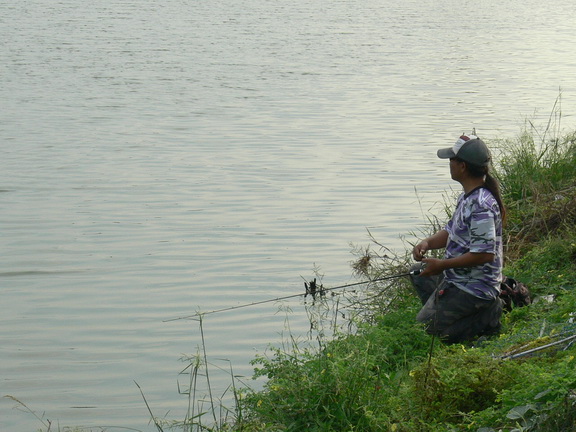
[500,276,532,312]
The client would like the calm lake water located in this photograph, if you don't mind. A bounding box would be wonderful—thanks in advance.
[1,0,575,429]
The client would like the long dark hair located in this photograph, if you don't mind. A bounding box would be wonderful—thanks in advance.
[465,161,507,223]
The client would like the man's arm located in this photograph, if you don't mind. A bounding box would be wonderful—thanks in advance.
[421,252,495,277]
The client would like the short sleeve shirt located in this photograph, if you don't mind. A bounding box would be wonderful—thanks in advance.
[444,187,503,299]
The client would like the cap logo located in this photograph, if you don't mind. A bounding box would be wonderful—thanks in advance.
[452,134,478,155]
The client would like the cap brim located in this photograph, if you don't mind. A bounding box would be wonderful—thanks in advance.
[437,147,456,159]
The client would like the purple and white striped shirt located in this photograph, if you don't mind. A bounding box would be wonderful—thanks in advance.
[444,186,503,300]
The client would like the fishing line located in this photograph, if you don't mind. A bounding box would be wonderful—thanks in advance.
[164,269,422,322]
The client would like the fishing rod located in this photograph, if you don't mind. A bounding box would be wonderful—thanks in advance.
[164,267,423,322]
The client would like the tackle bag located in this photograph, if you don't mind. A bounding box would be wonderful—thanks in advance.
[500,276,531,312]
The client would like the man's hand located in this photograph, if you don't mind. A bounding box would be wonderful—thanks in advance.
[412,230,449,262]
[420,257,446,276]
[412,241,429,261]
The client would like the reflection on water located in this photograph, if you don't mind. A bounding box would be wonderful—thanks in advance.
[1,0,575,429]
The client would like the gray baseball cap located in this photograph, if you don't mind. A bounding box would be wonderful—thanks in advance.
[437,134,491,167]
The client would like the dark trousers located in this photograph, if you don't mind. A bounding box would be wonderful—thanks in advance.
[409,264,503,343]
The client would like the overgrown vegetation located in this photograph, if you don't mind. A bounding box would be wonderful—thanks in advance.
[7,106,576,431]
[233,109,576,432]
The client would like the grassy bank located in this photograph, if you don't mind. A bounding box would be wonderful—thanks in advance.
[234,120,576,431]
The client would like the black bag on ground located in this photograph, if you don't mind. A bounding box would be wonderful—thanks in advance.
[500,276,532,312]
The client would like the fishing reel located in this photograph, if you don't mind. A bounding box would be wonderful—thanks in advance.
[409,263,427,276]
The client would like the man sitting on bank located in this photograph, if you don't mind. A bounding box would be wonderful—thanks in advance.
[411,133,505,343]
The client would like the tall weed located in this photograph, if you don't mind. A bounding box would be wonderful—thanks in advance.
[493,101,576,259]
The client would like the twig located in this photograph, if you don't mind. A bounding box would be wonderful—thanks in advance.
[501,334,576,360]
[199,315,218,426]
[4,395,51,430]
[134,381,164,432]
